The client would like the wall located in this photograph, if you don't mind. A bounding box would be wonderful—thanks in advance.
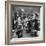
[7,0,40,1]
[0,0,46,45]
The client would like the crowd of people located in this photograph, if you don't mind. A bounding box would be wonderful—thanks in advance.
[12,9,40,38]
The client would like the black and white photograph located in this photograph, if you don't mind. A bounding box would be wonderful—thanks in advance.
[5,1,45,44]
[11,5,40,38]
